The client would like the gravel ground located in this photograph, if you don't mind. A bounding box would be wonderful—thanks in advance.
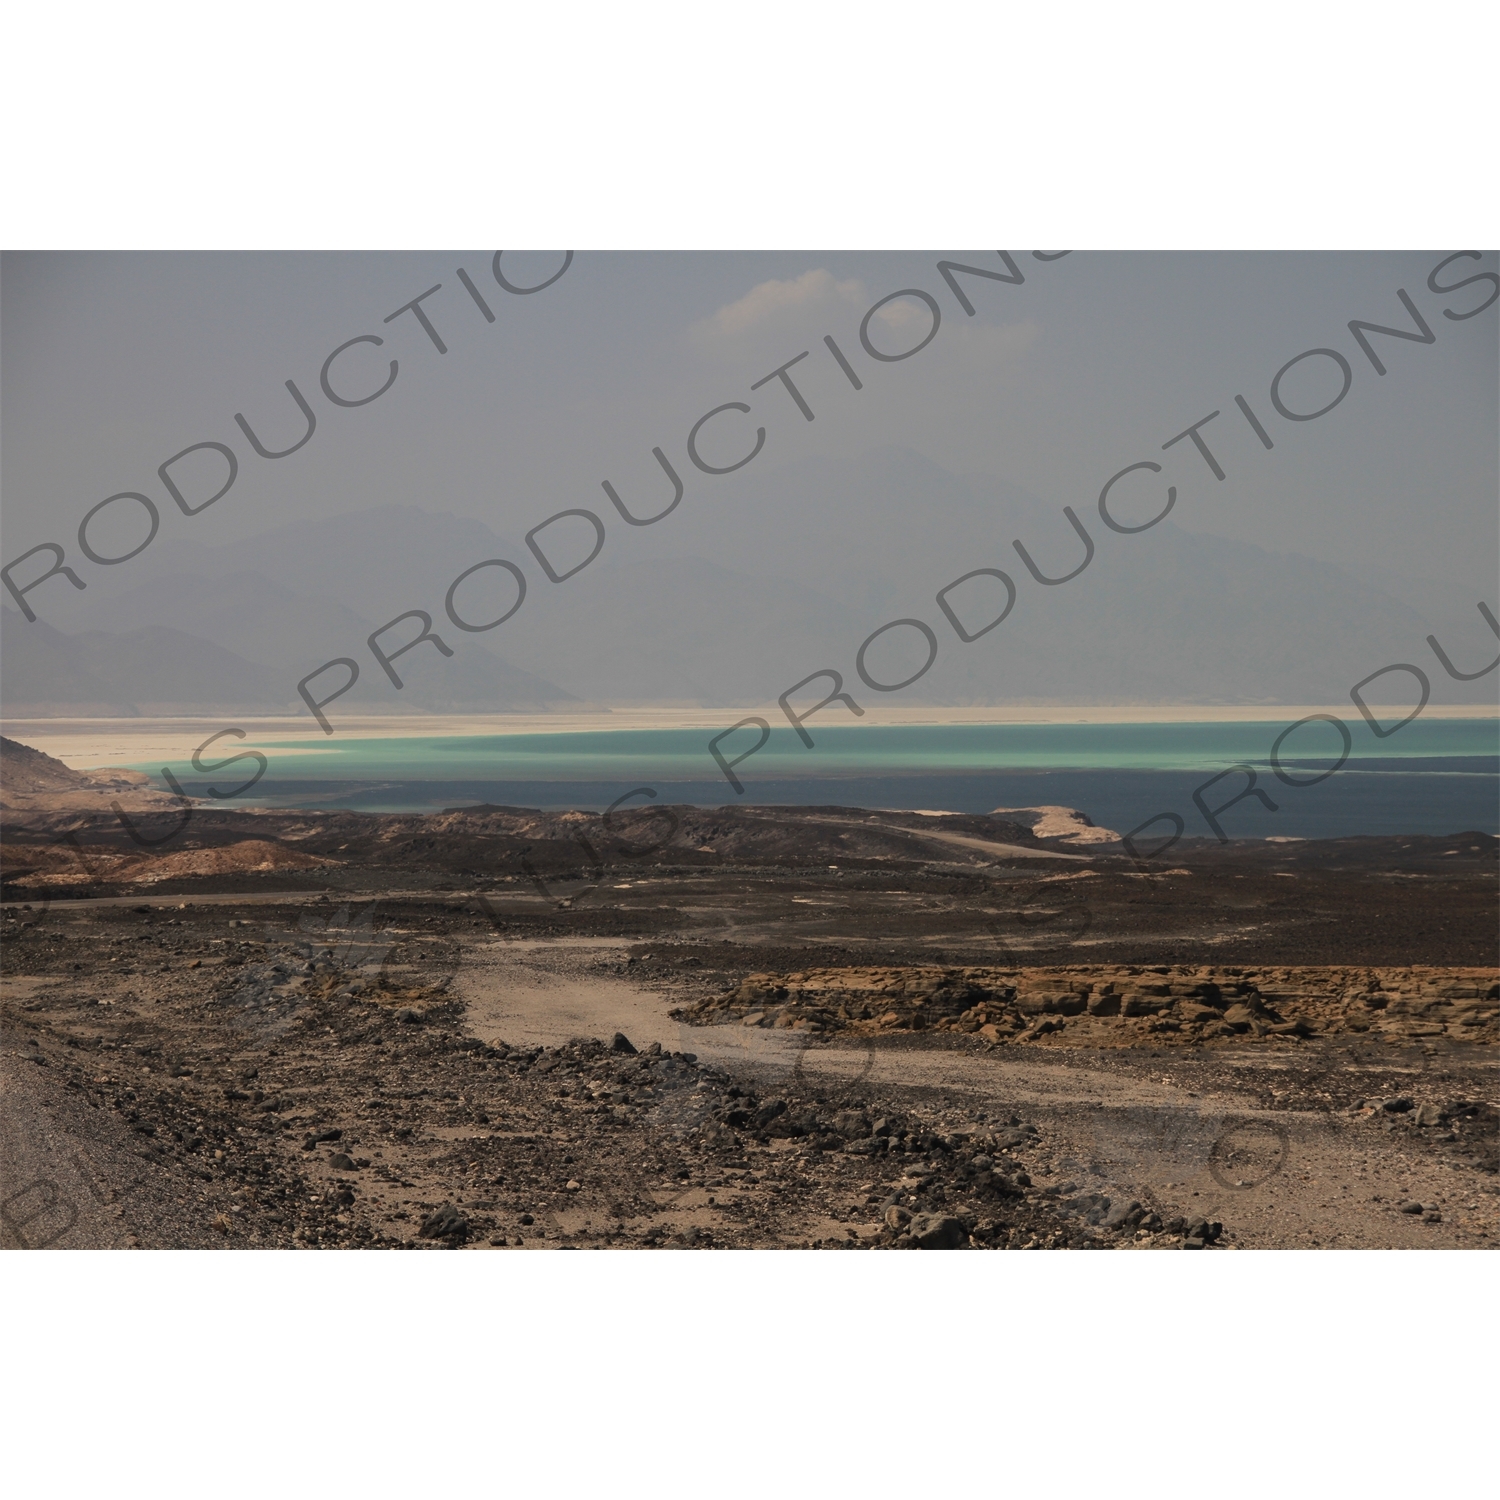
[3,884,1494,1250]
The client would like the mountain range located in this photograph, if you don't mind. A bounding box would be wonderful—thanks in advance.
[3,446,1493,716]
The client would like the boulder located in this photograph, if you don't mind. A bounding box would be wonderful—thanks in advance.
[907,1213,967,1249]
[418,1204,469,1241]
[1103,1199,1143,1231]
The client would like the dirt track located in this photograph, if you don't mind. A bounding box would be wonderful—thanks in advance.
[454,935,1498,1249]
[5,901,1492,1251]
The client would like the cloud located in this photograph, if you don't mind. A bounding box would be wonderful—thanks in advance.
[698,268,865,340]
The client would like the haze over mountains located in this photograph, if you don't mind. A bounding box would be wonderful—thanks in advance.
[3,446,1493,717]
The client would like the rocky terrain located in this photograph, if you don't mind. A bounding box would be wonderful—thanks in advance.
[0,734,187,816]
[3,737,1496,1251]
[1,900,1214,1251]
[680,963,1500,1047]
[3,892,1495,1251]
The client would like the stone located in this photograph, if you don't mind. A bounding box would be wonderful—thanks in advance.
[1014,990,1086,1014]
[908,1213,967,1249]
[329,1152,356,1170]
[768,1104,820,1138]
[1422,1209,1442,1224]
[1265,1017,1313,1037]
[1412,1102,1445,1126]
[566,1180,581,1191]
[833,1110,872,1139]
[885,1205,912,1231]
[395,1007,422,1023]
[418,1205,469,1241]
[1021,1017,1064,1040]
[1179,1003,1222,1024]
[1397,1200,1423,1214]
[610,1032,637,1054]
[1103,1200,1143,1231]
[1070,1193,1113,1225]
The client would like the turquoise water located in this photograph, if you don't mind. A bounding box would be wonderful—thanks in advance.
[140,717,1500,785]
[125,715,1500,836]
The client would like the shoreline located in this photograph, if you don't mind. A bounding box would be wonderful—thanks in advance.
[5,703,1496,771]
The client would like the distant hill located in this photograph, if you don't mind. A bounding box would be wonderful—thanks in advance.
[0,734,180,814]
[30,506,577,714]
[1,609,286,715]
[15,459,1495,710]
[0,611,134,713]
[2,547,575,718]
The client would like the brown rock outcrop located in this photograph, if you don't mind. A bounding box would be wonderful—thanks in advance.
[678,964,1500,1048]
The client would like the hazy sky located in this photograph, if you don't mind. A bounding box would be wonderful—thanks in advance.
[3,250,1496,632]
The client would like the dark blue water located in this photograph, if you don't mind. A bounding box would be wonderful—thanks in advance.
[159,764,1497,840]
[139,718,1498,839]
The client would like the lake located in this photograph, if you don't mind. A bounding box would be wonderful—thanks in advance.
[136,715,1499,840]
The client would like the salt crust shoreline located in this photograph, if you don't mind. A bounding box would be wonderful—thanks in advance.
[3,703,1493,772]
